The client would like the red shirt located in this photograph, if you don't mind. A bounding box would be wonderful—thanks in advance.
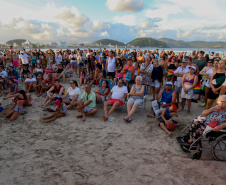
[44,77,56,84]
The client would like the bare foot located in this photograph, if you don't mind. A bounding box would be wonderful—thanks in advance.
[82,116,86,121]
[42,117,47,120]
[77,115,82,118]
[43,120,50,123]
[147,114,155,118]
[179,109,183,112]
[187,111,191,114]
[168,132,172,136]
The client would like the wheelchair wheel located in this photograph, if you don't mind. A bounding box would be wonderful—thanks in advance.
[192,151,202,160]
[211,134,226,161]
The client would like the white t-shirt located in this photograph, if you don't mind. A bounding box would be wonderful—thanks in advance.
[0,70,7,78]
[111,85,128,100]
[20,54,29,64]
[55,54,62,65]
[67,86,81,100]
[25,77,36,82]
[174,66,189,87]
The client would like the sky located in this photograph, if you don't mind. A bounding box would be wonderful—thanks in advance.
[0,0,226,44]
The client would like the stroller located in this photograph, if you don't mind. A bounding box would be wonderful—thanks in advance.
[179,119,226,161]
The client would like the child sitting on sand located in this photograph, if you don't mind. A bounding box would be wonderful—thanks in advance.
[80,68,90,86]
[159,103,180,136]
[42,98,67,123]
[3,90,27,121]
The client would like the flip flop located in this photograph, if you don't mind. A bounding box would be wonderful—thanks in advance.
[124,117,128,122]
[127,118,133,123]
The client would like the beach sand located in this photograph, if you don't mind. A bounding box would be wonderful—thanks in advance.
[0,78,226,185]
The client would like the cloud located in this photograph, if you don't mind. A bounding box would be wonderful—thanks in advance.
[100,31,110,37]
[92,21,104,29]
[105,0,143,13]
[140,18,162,29]
[112,15,136,26]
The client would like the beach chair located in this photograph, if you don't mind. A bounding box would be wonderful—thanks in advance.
[99,78,113,90]
[125,85,147,113]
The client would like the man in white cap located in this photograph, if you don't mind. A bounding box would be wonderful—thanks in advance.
[147,81,177,118]
[55,50,62,65]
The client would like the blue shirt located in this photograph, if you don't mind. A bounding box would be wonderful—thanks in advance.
[161,88,174,104]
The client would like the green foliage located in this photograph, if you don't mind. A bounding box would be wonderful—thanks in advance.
[158,38,226,48]
[92,39,125,46]
[6,39,26,46]
[128,38,169,48]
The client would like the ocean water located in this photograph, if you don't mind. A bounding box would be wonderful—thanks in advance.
[44,47,226,56]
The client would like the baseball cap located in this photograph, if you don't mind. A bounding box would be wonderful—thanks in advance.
[166,81,173,85]
[189,66,196,71]
[171,104,178,112]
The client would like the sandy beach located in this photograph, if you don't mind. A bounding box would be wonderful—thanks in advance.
[0,77,226,185]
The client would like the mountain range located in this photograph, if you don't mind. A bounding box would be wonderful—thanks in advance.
[92,38,226,48]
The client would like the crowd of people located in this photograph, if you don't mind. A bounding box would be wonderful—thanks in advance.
[0,47,226,151]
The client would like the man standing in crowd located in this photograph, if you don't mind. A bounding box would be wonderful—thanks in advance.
[193,51,207,71]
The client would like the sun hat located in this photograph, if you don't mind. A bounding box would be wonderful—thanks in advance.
[189,66,196,71]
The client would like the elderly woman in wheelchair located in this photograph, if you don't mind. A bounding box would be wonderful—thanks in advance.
[177,95,226,160]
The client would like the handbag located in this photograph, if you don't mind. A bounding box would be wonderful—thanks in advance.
[125,71,132,82]
[208,112,219,128]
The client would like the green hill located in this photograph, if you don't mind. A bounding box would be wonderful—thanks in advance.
[127,38,169,48]
[6,39,26,46]
[92,39,125,46]
[158,38,226,48]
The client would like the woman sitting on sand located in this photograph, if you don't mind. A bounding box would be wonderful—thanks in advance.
[62,80,81,109]
[3,90,27,121]
[4,78,18,95]
[57,63,73,84]
[94,80,110,103]
[124,76,145,122]
[34,63,43,77]
[178,95,226,152]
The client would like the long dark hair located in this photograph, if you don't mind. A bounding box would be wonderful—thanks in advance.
[116,59,123,67]
[71,80,78,87]
[102,80,109,89]
[18,90,26,100]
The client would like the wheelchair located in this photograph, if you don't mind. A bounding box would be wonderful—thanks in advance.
[179,123,226,161]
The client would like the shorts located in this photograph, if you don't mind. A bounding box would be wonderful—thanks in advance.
[159,118,178,126]
[108,99,123,106]
[70,60,77,68]
[84,106,94,113]
[107,72,115,78]
[13,105,24,114]
[79,63,85,68]
[101,95,105,102]
[128,98,143,105]
[175,86,182,93]
[150,80,160,88]
[181,84,194,99]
